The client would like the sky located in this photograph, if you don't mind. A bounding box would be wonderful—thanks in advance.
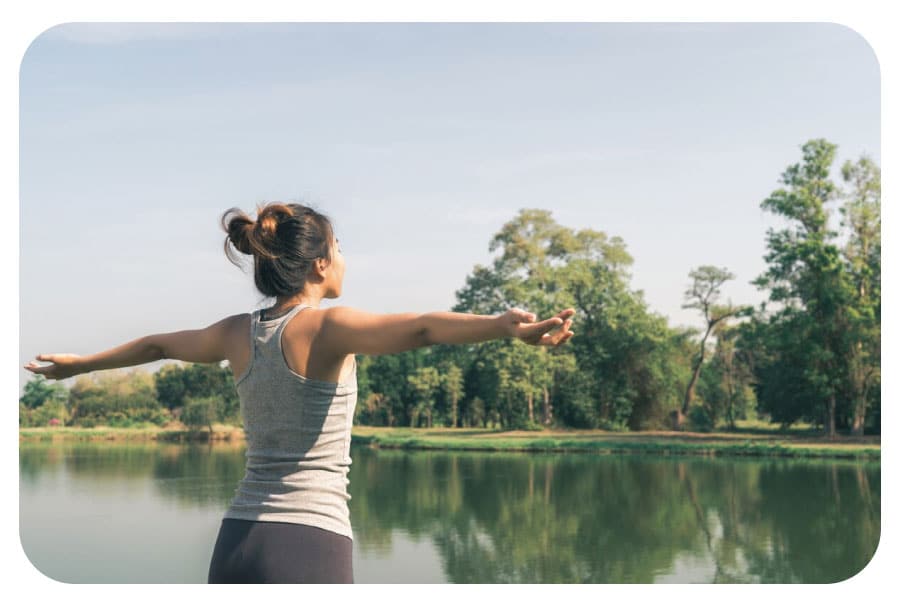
[18,22,880,392]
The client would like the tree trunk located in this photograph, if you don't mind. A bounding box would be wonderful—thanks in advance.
[726,394,736,431]
[826,394,837,439]
[682,329,711,418]
[682,367,701,418]
[451,395,458,428]
[527,391,534,424]
[851,405,866,436]
[850,341,867,436]
[542,387,551,426]
[671,410,686,431]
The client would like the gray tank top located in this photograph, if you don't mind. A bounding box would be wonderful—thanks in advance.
[223,304,357,541]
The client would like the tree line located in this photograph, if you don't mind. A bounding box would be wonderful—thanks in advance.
[20,138,880,437]
[19,363,239,434]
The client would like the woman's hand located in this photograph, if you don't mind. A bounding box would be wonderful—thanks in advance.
[23,354,84,381]
[500,308,575,347]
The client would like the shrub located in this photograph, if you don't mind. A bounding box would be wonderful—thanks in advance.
[19,399,69,428]
[180,396,225,434]
[688,404,714,433]
[20,375,69,409]
[68,370,167,427]
[522,420,545,432]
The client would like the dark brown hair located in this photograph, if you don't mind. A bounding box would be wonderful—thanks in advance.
[221,202,335,298]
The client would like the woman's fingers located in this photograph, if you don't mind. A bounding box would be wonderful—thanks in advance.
[511,308,575,346]
[522,317,563,338]
[535,320,574,346]
[24,354,65,379]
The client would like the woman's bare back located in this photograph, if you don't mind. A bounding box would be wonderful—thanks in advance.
[227,308,355,385]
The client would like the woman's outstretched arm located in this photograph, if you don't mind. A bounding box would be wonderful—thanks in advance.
[420,308,574,346]
[23,314,240,381]
[320,306,575,357]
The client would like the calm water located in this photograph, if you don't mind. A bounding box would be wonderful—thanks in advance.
[19,441,880,583]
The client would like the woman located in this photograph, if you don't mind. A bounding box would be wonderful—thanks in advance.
[24,202,575,584]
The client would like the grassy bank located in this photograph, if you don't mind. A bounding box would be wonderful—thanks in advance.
[18,424,245,443]
[20,423,880,460]
[350,426,880,460]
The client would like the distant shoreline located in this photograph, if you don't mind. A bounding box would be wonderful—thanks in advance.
[19,425,880,460]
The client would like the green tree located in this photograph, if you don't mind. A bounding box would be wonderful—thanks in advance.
[453,208,671,430]
[19,398,69,427]
[676,266,751,429]
[408,366,441,427]
[838,154,881,435]
[68,369,167,427]
[154,362,239,420]
[19,375,68,409]
[706,322,757,430]
[751,139,854,437]
[440,363,465,428]
[153,363,187,410]
[363,349,428,426]
[180,395,225,435]
[740,308,819,429]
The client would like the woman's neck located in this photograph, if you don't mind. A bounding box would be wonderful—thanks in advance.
[268,295,321,315]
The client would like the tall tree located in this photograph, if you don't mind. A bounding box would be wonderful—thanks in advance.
[440,363,465,428]
[454,208,671,430]
[676,266,750,429]
[838,154,881,435]
[751,139,852,437]
[454,209,576,429]
[408,366,441,427]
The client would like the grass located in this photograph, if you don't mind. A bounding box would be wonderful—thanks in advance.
[348,425,880,460]
[20,422,879,460]
[18,423,244,443]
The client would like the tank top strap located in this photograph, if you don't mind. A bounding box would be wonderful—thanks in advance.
[258,303,311,325]
[273,303,313,336]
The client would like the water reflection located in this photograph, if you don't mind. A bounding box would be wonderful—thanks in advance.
[19,442,879,583]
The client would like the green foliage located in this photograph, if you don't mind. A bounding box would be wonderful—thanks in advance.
[698,323,756,430]
[746,138,880,435]
[554,369,598,429]
[154,363,239,418]
[687,404,714,433]
[180,395,225,433]
[439,363,465,428]
[20,375,69,409]
[19,398,69,427]
[407,366,441,427]
[66,369,169,428]
[469,397,486,428]
[360,349,429,427]
[351,140,878,435]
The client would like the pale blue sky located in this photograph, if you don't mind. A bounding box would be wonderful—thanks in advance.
[18,22,880,392]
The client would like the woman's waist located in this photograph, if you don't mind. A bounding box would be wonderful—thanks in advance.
[242,454,351,479]
[230,474,352,511]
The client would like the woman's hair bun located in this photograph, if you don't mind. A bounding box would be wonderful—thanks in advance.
[221,200,336,299]
[254,203,294,251]
[222,202,295,262]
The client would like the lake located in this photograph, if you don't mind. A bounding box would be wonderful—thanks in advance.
[19,441,880,583]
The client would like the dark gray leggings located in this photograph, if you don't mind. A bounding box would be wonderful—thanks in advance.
[208,518,354,583]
